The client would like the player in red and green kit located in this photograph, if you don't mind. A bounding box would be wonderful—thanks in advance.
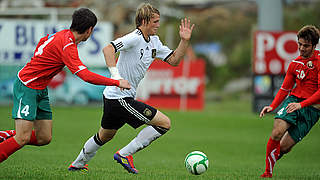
[0,8,131,165]
[259,25,320,178]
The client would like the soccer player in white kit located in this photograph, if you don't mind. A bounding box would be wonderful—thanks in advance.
[68,3,195,174]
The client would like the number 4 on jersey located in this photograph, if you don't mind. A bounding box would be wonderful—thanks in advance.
[277,107,284,116]
[21,105,30,116]
[35,36,55,56]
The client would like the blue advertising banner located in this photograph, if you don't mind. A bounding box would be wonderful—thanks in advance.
[0,19,113,66]
[0,19,113,105]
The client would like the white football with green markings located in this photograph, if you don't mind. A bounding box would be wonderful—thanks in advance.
[184,151,209,175]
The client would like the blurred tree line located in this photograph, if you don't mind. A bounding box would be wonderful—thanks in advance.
[6,0,319,92]
[88,0,320,91]
[157,1,320,91]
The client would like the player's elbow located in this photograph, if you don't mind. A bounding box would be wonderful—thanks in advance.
[167,54,181,67]
[167,58,179,67]
[102,44,114,54]
[102,45,108,53]
[37,136,52,146]
[170,62,179,67]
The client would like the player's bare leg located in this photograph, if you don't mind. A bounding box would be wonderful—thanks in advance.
[261,119,290,178]
[0,119,32,162]
[33,120,52,145]
[148,110,171,129]
[278,132,296,160]
[13,119,35,146]
[0,119,51,146]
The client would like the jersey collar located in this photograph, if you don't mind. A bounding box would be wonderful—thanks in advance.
[137,28,150,43]
[296,50,318,61]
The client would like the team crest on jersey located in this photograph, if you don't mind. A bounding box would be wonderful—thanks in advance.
[307,61,314,69]
[143,108,152,117]
[152,49,156,58]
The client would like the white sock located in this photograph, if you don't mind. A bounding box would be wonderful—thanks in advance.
[72,136,101,167]
[119,126,162,156]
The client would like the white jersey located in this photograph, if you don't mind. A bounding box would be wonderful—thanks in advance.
[103,29,173,99]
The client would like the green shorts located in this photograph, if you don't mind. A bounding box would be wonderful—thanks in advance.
[275,96,320,143]
[12,78,52,121]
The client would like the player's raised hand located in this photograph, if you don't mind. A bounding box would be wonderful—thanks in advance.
[118,79,131,90]
[259,106,273,118]
[179,17,195,41]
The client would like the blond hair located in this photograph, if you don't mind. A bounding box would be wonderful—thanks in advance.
[135,3,160,28]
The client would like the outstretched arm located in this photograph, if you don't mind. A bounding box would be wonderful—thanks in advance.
[166,17,195,66]
[76,69,130,89]
[62,42,130,89]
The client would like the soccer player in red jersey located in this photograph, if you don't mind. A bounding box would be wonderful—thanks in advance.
[0,8,131,164]
[259,25,320,178]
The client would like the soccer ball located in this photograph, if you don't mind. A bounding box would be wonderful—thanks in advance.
[184,151,209,175]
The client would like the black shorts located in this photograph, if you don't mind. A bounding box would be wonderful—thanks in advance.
[101,97,157,129]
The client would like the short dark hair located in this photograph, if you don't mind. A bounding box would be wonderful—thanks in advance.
[297,25,320,46]
[70,8,97,34]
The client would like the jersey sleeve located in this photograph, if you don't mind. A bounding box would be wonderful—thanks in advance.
[62,44,119,87]
[110,32,138,53]
[300,90,320,108]
[154,36,173,62]
[62,43,87,74]
[300,64,320,108]
[76,68,119,86]
[269,63,296,109]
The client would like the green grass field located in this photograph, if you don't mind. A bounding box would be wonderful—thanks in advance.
[0,100,319,180]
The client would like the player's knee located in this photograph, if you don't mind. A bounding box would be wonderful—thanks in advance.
[280,146,291,154]
[153,111,171,130]
[165,121,171,130]
[280,149,289,155]
[271,129,283,141]
[37,135,52,146]
[160,116,171,130]
[15,135,31,146]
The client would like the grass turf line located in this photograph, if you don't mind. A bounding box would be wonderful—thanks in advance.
[0,100,319,180]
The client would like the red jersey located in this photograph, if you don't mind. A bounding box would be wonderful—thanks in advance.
[270,50,320,109]
[17,29,119,90]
